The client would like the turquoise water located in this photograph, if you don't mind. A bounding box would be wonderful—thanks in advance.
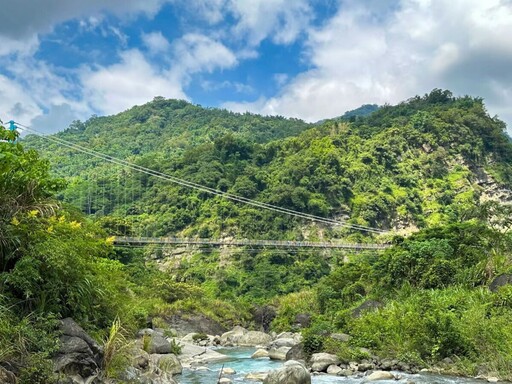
[176,348,491,384]
[177,347,283,383]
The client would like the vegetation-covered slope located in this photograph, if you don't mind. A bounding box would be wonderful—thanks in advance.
[0,125,237,383]
[24,89,512,240]
[6,90,512,381]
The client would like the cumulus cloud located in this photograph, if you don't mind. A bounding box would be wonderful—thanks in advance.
[80,50,187,115]
[171,33,238,78]
[78,33,238,115]
[0,0,166,53]
[142,31,171,54]
[228,0,312,45]
[31,103,80,134]
[0,74,42,123]
[226,0,512,129]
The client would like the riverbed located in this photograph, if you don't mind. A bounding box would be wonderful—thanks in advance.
[176,347,491,384]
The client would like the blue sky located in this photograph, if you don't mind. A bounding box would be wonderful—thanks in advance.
[0,0,511,133]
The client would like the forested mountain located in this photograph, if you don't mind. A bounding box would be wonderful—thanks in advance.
[6,90,512,381]
[24,89,512,241]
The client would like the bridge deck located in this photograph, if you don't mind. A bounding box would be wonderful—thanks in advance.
[113,236,389,250]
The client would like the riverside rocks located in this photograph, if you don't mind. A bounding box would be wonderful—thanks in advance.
[252,349,270,358]
[285,343,306,362]
[310,353,341,372]
[246,372,269,381]
[147,333,172,354]
[263,360,311,384]
[269,346,292,360]
[365,371,396,381]
[54,318,103,380]
[239,330,273,346]
[220,325,248,346]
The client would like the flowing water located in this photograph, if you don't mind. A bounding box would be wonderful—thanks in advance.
[176,347,490,384]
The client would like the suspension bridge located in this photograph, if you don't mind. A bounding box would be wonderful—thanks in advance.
[113,236,389,250]
[11,121,391,252]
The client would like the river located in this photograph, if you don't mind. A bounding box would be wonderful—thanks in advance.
[176,347,490,384]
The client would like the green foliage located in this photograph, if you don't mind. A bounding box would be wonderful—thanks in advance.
[301,319,334,356]
[22,90,512,241]
[9,92,512,380]
[192,332,208,342]
[102,317,131,379]
[169,339,182,355]
[271,290,318,332]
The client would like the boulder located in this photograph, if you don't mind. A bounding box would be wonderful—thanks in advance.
[489,274,512,292]
[132,349,150,370]
[239,331,272,346]
[379,358,393,370]
[358,363,375,372]
[263,360,311,384]
[219,378,232,384]
[330,333,351,342]
[310,353,341,372]
[148,334,172,354]
[365,371,395,381]
[54,318,103,378]
[137,328,157,338]
[253,305,277,332]
[60,318,102,356]
[144,371,178,384]
[352,300,383,318]
[246,372,269,381]
[269,346,291,360]
[221,367,236,375]
[294,313,311,328]
[178,341,230,365]
[327,365,342,375]
[337,369,354,376]
[270,338,298,348]
[285,343,306,362]
[220,326,248,346]
[165,312,227,337]
[252,349,270,358]
[181,333,199,343]
[276,332,301,341]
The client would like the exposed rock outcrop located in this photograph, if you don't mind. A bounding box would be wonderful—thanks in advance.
[310,353,341,372]
[53,318,103,379]
[263,360,311,384]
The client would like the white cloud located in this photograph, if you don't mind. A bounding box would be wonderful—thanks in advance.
[225,0,512,129]
[184,0,228,24]
[79,33,237,115]
[0,0,167,54]
[169,0,312,46]
[80,50,187,115]
[228,0,312,45]
[201,80,254,94]
[31,103,80,134]
[171,33,238,79]
[0,74,42,123]
[142,31,171,54]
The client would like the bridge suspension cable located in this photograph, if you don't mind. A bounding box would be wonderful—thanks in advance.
[18,122,387,234]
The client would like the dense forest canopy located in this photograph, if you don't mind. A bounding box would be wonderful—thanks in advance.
[24,89,512,240]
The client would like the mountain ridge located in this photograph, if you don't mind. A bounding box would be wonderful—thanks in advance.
[23,89,512,240]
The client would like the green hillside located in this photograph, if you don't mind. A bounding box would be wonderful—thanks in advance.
[24,89,512,240]
[5,90,512,381]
